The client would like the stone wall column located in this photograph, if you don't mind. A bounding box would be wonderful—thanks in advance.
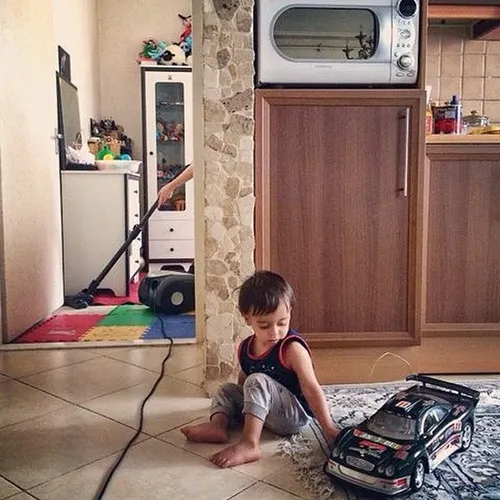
[201,0,255,394]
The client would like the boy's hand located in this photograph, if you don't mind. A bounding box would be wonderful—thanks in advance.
[324,426,341,450]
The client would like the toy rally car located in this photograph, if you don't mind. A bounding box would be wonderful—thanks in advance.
[324,374,480,496]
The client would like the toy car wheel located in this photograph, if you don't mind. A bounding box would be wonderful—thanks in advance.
[460,421,473,451]
[410,459,426,492]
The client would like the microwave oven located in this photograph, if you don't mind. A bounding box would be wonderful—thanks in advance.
[255,0,421,87]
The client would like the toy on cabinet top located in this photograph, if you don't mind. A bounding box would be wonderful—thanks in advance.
[324,374,480,497]
[178,14,192,58]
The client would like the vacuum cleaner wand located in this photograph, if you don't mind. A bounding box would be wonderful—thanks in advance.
[64,199,159,309]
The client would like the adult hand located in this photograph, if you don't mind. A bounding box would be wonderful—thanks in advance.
[158,183,174,206]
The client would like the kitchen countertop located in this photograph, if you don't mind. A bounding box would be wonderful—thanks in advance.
[426,134,500,144]
[426,134,500,159]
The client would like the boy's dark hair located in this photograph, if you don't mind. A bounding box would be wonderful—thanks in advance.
[238,270,295,316]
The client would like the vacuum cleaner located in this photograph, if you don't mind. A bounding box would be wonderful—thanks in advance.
[64,169,195,315]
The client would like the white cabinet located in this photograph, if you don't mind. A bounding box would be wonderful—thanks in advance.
[141,66,194,268]
[61,171,142,296]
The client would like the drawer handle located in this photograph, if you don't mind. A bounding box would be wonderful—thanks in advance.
[134,213,139,217]
[169,227,174,232]
[170,247,174,252]
[134,190,138,194]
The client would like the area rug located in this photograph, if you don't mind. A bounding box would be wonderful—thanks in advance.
[280,380,500,500]
[13,305,195,344]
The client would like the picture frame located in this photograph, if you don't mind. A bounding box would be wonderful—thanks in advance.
[58,46,71,82]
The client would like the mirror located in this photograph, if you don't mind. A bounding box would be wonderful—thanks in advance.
[56,72,82,169]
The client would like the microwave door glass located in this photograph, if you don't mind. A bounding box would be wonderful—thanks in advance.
[272,7,377,61]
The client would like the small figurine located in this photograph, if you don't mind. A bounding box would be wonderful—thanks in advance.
[324,374,480,496]
[178,14,192,58]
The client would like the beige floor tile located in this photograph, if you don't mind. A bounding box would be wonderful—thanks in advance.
[0,374,9,383]
[31,438,256,500]
[0,476,21,499]
[82,375,210,436]
[264,467,317,500]
[19,356,157,403]
[159,418,287,480]
[94,344,203,374]
[231,482,304,499]
[0,380,72,428]
[6,494,38,500]
[170,364,204,386]
[0,405,147,490]
[0,349,99,378]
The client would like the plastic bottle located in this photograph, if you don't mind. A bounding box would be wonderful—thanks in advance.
[450,95,462,134]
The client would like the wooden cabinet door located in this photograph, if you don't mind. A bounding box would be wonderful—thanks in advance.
[426,153,500,324]
[255,90,424,346]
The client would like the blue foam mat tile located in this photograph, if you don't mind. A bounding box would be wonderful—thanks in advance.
[142,314,195,339]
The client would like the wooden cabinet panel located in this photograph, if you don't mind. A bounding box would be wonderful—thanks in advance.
[269,105,409,333]
[255,90,425,346]
[426,159,500,323]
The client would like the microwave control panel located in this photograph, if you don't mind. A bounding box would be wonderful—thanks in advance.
[391,0,419,84]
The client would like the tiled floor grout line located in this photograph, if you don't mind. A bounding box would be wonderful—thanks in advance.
[2,351,108,380]
[20,436,157,496]
[0,377,161,434]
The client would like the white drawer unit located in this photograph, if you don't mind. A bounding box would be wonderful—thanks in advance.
[61,171,143,297]
[148,220,194,241]
[149,239,195,260]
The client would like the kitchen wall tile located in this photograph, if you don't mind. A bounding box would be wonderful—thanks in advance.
[439,77,462,102]
[440,27,465,54]
[441,55,462,77]
[484,78,500,100]
[486,41,500,54]
[462,78,484,100]
[427,28,441,55]
[463,54,485,77]
[484,100,500,122]
[427,56,441,78]
[485,55,500,77]
[461,100,484,115]
[464,38,486,54]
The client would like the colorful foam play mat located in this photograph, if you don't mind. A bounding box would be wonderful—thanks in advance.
[13,305,195,344]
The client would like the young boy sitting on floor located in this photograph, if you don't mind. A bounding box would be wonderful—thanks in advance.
[181,270,340,468]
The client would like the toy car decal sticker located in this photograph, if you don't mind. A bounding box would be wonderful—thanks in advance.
[353,429,402,450]
[348,446,382,459]
[358,439,387,452]
[395,400,413,410]
[394,449,409,460]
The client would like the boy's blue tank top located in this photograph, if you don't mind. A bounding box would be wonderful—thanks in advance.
[238,329,313,416]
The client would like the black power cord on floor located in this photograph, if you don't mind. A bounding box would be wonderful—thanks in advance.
[93,318,173,500]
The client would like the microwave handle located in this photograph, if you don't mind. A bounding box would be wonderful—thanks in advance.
[398,109,410,198]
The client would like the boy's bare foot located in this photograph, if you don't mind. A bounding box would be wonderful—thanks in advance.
[210,440,262,468]
[181,422,228,443]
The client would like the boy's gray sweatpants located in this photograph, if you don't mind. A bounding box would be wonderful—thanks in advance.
[210,373,311,436]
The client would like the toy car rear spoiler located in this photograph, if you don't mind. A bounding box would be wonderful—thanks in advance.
[406,374,480,402]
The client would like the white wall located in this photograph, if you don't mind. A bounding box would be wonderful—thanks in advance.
[97,0,191,160]
[53,0,101,140]
[0,0,101,342]
[0,0,62,341]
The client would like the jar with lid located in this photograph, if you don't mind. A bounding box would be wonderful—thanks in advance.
[463,110,489,135]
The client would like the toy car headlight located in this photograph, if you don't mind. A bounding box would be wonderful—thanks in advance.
[385,465,396,477]
[340,451,346,460]
[377,465,385,474]
[331,447,340,458]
